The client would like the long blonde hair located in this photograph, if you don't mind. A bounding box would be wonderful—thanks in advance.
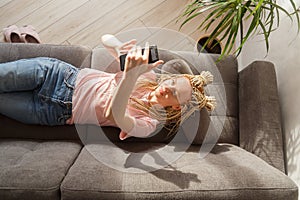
[129,71,216,138]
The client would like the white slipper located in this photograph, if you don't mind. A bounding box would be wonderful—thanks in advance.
[101,34,137,59]
[101,34,123,58]
[101,34,123,48]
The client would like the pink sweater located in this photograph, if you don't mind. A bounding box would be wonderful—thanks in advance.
[67,68,159,140]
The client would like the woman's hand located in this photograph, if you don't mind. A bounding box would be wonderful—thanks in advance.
[124,42,163,77]
[106,42,163,135]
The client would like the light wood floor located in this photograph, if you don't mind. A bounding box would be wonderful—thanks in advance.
[0,0,206,49]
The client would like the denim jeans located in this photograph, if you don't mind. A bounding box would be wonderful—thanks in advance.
[0,57,79,125]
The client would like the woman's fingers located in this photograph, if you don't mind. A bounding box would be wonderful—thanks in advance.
[125,42,149,61]
[151,60,164,69]
[122,39,137,48]
[136,46,142,58]
[125,42,160,73]
[121,44,136,52]
[143,42,150,61]
[131,46,136,58]
[132,45,147,64]
[126,47,133,61]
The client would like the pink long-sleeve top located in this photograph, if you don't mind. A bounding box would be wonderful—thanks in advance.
[67,68,159,140]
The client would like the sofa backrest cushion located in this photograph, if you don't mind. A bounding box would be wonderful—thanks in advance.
[0,43,91,68]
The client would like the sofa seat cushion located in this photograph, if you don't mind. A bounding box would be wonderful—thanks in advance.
[0,139,82,200]
[61,143,297,200]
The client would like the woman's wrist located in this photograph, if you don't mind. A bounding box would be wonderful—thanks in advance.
[123,70,141,81]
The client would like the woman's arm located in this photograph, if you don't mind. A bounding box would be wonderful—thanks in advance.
[105,72,139,132]
[105,43,163,133]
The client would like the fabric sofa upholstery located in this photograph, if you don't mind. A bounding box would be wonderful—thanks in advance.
[239,61,285,172]
[0,43,91,69]
[170,51,239,145]
[0,139,82,200]
[61,143,297,200]
[0,43,297,200]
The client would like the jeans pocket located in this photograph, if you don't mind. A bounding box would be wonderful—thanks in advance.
[63,65,79,89]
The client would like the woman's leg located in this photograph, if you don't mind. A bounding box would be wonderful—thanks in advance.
[0,58,56,124]
[0,92,40,124]
[0,57,78,125]
[0,58,49,93]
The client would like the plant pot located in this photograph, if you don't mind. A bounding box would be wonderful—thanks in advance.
[197,36,222,54]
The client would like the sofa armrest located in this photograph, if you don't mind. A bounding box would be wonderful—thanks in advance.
[239,61,285,173]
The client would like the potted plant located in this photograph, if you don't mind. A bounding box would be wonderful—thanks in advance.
[179,0,300,59]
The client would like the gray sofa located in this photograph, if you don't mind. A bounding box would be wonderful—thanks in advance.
[0,43,297,200]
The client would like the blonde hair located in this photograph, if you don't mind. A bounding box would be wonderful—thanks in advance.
[129,70,216,138]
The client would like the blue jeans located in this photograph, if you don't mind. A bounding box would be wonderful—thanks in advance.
[0,57,79,125]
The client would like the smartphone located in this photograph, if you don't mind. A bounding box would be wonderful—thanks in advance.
[119,45,159,71]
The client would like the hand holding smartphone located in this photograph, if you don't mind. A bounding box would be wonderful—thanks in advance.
[119,45,159,71]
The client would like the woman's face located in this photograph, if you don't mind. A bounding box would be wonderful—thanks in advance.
[154,76,192,108]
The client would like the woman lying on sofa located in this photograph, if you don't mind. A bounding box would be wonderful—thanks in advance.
[0,35,216,140]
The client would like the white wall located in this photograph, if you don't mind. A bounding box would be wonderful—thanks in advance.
[238,0,300,196]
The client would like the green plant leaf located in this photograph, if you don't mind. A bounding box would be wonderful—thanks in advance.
[197,2,230,30]
[288,0,300,33]
[178,0,300,60]
[201,3,233,31]
[201,9,235,53]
